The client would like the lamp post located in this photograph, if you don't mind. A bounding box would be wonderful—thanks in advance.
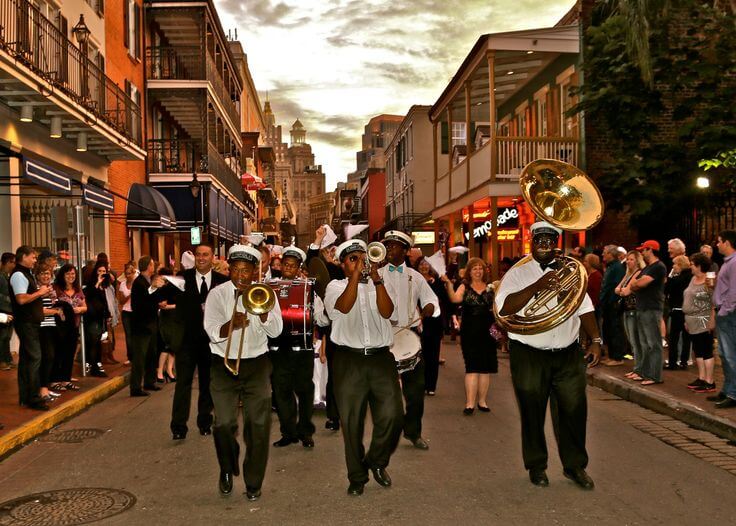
[696,175,711,243]
[72,15,90,101]
[189,146,202,245]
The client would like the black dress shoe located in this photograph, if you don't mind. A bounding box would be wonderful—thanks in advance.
[301,437,315,448]
[245,487,261,501]
[325,419,340,431]
[28,402,50,411]
[371,467,392,487]
[347,482,365,496]
[529,469,549,487]
[463,407,474,415]
[172,432,186,440]
[707,392,727,402]
[144,384,162,392]
[563,468,595,490]
[219,472,233,495]
[199,427,212,436]
[130,389,149,397]
[477,405,491,413]
[715,397,736,409]
[406,436,429,450]
[273,436,298,447]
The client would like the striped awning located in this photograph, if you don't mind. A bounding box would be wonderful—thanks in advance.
[126,183,176,229]
[23,159,73,194]
[83,184,114,211]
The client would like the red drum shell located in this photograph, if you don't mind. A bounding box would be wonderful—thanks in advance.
[268,279,314,336]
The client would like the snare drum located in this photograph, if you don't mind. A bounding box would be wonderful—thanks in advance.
[268,279,314,342]
[390,327,422,374]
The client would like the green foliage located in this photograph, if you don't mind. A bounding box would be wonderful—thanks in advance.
[699,149,736,170]
[572,0,736,231]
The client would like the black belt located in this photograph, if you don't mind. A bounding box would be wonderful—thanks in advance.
[512,340,579,353]
[336,345,389,356]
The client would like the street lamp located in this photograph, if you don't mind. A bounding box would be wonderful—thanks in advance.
[696,176,710,189]
[189,147,202,235]
[72,15,90,101]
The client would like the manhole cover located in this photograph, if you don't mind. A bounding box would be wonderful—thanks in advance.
[0,488,136,525]
[39,429,106,444]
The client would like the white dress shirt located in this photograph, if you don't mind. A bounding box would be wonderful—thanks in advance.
[494,257,594,349]
[204,281,283,359]
[196,269,213,291]
[324,279,394,348]
[313,294,330,328]
[379,263,440,329]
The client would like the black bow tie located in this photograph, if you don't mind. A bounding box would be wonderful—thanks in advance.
[539,261,558,271]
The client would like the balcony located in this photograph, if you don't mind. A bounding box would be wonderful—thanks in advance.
[0,0,143,158]
[146,44,240,132]
[435,136,580,208]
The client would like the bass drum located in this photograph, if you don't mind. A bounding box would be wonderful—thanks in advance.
[390,327,422,374]
[268,279,314,338]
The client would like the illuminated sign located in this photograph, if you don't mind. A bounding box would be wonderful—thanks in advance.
[190,226,202,245]
[464,207,519,239]
[497,228,519,241]
[412,231,435,244]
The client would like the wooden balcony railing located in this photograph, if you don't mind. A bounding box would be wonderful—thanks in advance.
[146,45,240,128]
[0,0,142,145]
[494,136,579,176]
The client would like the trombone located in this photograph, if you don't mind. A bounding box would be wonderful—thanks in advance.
[223,282,276,375]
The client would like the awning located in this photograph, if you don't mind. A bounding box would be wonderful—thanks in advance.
[126,183,176,229]
[23,159,73,194]
[83,184,114,211]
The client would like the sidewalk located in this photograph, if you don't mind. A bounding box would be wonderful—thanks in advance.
[587,356,736,442]
[0,325,130,458]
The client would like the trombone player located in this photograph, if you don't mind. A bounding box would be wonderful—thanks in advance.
[494,221,601,490]
[203,244,282,500]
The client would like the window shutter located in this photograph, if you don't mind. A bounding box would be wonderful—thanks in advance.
[441,122,448,155]
[134,4,141,60]
[97,0,104,17]
[123,0,130,49]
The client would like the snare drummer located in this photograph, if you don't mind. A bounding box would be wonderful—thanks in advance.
[324,239,402,496]
[203,245,283,500]
[269,246,329,449]
[379,231,440,451]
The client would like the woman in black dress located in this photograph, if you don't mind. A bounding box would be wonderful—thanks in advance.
[442,257,497,415]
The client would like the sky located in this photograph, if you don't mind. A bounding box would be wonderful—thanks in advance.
[215,0,577,191]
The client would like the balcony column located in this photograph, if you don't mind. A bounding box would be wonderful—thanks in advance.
[432,121,438,212]
[0,157,22,252]
[487,50,500,280]
[446,107,453,191]
[465,81,472,190]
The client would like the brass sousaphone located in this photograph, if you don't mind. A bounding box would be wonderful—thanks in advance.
[493,159,604,335]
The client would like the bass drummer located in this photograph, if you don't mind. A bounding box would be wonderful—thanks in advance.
[379,231,440,451]
[269,246,329,449]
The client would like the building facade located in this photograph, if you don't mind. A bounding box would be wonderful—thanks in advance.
[308,191,334,237]
[286,120,325,244]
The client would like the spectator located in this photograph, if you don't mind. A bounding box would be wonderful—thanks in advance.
[583,253,603,312]
[269,254,282,279]
[664,255,692,370]
[9,245,50,410]
[415,257,446,396]
[36,264,62,402]
[617,246,627,262]
[155,267,180,383]
[712,230,736,408]
[0,252,15,370]
[616,250,646,379]
[626,241,668,386]
[83,263,111,377]
[683,253,716,393]
[700,244,719,273]
[569,245,586,261]
[117,262,137,366]
[600,245,626,366]
[51,264,86,391]
[37,250,58,275]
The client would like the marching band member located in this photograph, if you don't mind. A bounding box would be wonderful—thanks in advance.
[324,239,402,496]
[270,246,329,449]
[379,231,440,450]
[494,221,600,490]
[203,244,283,500]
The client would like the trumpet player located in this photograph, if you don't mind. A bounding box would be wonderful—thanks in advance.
[203,245,282,500]
[324,239,402,496]
[379,231,440,451]
[494,221,600,490]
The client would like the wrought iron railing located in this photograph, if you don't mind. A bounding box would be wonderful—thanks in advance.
[0,0,142,146]
[146,138,204,174]
[146,45,240,128]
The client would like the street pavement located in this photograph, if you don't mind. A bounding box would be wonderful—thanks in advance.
[1,341,736,526]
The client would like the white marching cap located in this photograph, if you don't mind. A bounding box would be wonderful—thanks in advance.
[282,246,306,264]
[227,244,261,264]
[530,221,562,237]
[270,245,284,257]
[617,246,627,255]
[382,230,414,248]
[336,239,367,261]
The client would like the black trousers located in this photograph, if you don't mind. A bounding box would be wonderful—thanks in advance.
[601,302,626,361]
[210,355,272,491]
[400,357,425,440]
[51,326,78,382]
[170,338,213,435]
[421,318,443,392]
[0,323,12,364]
[271,350,315,439]
[83,318,104,369]
[130,324,158,392]
[668,310,691,367]
[324,332,339,422]
[333,347,403,484]
[508,339,589,472]
[122,311,133,362]
[15,321,42,406]
[39,326,57,388]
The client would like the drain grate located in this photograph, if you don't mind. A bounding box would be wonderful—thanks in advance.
[0,488,135,526]
[39,429,106,444]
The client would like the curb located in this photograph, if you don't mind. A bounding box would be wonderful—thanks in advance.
[587,369,736,443]
[0,373,129,459]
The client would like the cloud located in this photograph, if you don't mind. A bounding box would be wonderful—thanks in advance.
[217,0,311,28]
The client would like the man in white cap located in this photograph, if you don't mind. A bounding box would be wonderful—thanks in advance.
[170,243,229,440]
[269,246,329,449]
[495,221,601,490]
[324,238,402,496]
[379,230,440,451]
[204,244,283,500]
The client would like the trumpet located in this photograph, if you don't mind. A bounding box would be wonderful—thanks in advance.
[362,241,387,280]
[223,282,277,375]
